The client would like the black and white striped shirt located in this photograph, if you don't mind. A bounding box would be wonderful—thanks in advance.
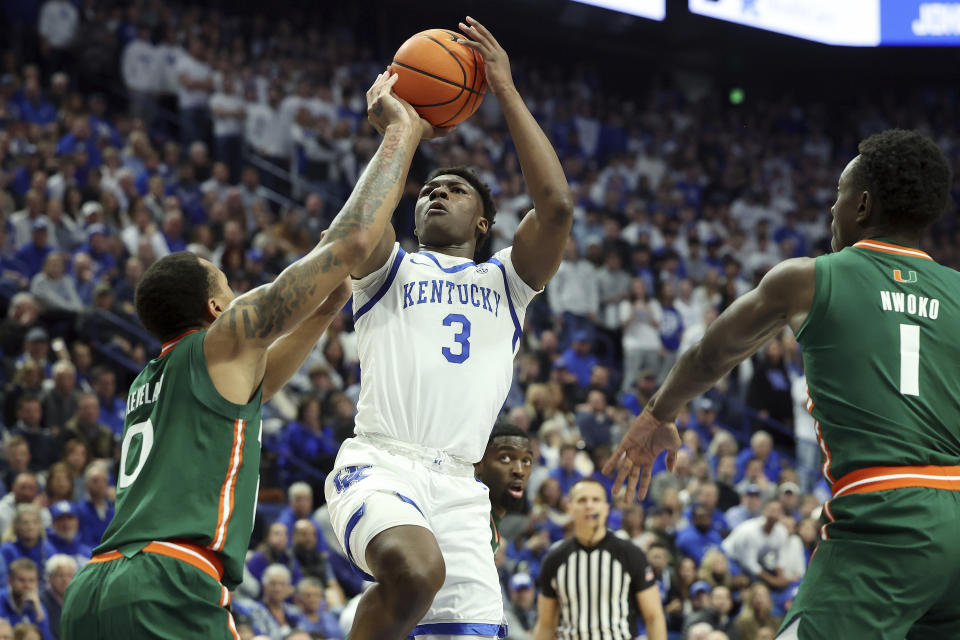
[538,532,656,640]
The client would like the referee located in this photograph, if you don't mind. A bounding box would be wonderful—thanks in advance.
[533,479,666,640]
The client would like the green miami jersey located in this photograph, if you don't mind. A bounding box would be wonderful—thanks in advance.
[95,330,262,589]
[796,239,960,484]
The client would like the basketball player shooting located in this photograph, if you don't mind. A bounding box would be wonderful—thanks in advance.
[603,130,959,639]
[324,16,573,640]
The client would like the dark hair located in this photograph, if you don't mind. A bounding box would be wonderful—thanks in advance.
[570,477,608,500]
[135,252,215,342]
[853,129,951,231]
[16,394,41,411]
[427,166,497,259]
[486,423,530,448]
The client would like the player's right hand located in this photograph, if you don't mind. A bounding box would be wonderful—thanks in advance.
[366,70,455,140]
[602,410,681,501]
[366,71,410,132]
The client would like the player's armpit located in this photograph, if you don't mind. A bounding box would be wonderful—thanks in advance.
[351,223,396,280]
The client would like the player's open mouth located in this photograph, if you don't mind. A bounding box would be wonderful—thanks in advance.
[427,203,448,215]
[508,483,524,498]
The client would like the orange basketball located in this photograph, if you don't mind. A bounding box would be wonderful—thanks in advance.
[389,29,486,127]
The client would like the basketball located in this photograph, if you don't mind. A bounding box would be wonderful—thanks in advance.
[389,28,487,127]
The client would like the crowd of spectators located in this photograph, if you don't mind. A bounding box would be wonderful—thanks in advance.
[0,1,958,639]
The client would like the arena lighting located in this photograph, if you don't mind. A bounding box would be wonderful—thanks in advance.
[689,0,960,46]
[569,0,666,20]
[729,88,745,105]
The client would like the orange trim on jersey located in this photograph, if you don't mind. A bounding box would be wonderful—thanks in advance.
[143,540,225,582]
[819,500,835,540]
[88,550,123,563]
[160,329,201,356]
[852,240,933,260]
[211,418,246,552]
[227,609,241,640]
[831,465,960,498]
[89,539,225,582]
[813,421,835,484]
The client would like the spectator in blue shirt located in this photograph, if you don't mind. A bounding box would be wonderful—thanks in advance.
[75,462,114,548]
[656,280,684,382]
[246,564,303,639]
[724,484,765,530]
[735,430,782,484]
[89,367,125,436]
[160,210,187,253]
[0,505,57,571]
[45,501,92,567]
[0,226,30,295]
[246,523,302,587]
[15,77,56,125]
[682,482,729,537]
[14,219,54,278]
[575,389,615,451]
[548,444,583,496]
[78,225,116,279]
[275,483,325,552]
[558,332,598,388]
[56,116,102,169]
[0,558,53,640]
[294,576,343,638]
[675,504,724,565]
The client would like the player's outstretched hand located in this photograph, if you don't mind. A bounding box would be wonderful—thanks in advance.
[367,70,456,140]
[602,411,682,501]
[457,16,514,96]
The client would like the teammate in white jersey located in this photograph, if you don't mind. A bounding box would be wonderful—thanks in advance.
[325,17,573,640]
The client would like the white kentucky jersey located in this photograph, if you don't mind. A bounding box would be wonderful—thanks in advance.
[351,243,539,463]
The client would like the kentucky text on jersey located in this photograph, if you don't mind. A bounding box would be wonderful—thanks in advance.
[879,291,941,319]
[402,279,502,316]
[126,373,164,413]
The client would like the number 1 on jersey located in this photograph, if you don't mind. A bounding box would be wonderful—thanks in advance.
[900,323,920,396]
[442,313,471,364]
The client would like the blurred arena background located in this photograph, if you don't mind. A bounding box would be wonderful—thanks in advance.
[0,1,958,639]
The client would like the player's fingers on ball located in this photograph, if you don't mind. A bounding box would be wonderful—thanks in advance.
[458,22,484,42]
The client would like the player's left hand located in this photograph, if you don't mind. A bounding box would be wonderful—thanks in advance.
[602,410,681,501]
[458,16,515,96]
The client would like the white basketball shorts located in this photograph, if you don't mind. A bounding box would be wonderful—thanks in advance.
[324,435,505,637]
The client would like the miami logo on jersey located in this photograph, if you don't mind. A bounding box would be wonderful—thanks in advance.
[893,269,917,283]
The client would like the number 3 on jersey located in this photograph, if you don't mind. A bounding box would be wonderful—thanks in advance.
[442,313,471,363]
